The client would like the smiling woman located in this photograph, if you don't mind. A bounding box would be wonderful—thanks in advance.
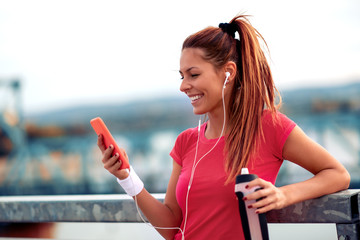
[95,14,350,240]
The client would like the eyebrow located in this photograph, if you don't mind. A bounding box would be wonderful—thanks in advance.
[179,67,199,75]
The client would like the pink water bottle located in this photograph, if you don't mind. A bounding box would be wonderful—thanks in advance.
[235,168,269,240]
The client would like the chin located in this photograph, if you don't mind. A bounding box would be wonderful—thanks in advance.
[193,108,207,115]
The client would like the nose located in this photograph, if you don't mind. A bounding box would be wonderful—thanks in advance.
[180,78,191,93]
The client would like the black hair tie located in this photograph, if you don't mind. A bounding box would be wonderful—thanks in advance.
[219,22,237,38]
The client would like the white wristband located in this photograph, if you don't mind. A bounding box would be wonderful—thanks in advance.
[117,166,144,197]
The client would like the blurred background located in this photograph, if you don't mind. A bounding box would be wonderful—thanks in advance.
[0,0,359,238]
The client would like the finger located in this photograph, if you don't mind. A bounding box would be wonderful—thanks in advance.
[97,134,107,152]
[245,190,262,202]
[246,178,268,189]
[246,185,273,201]
[120,148,127,158]
[255,202,277,214]
[108,161,131,180]
[102,145,115,163]
[108,159,122,174]
[250,193,275,209]
[119,148,129,163]
[103,153,120,169]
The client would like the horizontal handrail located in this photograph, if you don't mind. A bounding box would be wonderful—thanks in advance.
[0,190,359,239]
[266,189,359,223]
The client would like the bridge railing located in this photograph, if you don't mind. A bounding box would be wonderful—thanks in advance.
[0,190,359,239]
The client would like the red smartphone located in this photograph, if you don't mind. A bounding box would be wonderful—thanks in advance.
[90,117,130,170]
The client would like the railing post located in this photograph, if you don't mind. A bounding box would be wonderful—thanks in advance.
[336,189,360,240]
[336,223,359,240]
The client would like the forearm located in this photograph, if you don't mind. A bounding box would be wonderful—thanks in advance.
[98,136,182,238]
[280,167,350,207]
[134,188,181,239]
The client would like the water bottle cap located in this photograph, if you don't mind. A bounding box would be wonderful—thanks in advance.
[241,168,249,175]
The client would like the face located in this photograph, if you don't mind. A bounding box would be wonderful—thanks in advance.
[179,48,225,115]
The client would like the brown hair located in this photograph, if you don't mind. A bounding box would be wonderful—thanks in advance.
[182,15,281,183]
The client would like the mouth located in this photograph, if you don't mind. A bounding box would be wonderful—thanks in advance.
[189,94,203,104]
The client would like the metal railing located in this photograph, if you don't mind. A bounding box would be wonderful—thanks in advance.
[0,190,359,239]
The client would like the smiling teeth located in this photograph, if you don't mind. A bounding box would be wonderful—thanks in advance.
[190,95,202,101]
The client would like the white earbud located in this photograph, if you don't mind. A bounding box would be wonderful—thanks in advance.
[223,72,230,89]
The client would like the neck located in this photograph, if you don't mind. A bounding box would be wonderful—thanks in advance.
[205,110,226,139]
[205,86,231,139]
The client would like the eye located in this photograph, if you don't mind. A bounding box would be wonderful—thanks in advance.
[191,74,200,78]
[179,73,199,80]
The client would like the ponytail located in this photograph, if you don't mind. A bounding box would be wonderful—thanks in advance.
[225,15,281,183]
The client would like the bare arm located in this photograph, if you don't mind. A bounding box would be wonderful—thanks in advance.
[279,125,350,205]
[246,126,350,213]
[97,134,182,239]
[134,160,182,239]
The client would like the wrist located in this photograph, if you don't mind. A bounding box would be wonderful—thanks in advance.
[117,166,144,197]
[279,185,295,208]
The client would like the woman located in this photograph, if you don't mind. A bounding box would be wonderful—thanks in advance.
[97,15,350,240]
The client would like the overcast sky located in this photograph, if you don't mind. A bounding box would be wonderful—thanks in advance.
[0,0,359,114]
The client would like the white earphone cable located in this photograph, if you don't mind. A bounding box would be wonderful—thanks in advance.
[182,80,227,236]
[131,73,228,240]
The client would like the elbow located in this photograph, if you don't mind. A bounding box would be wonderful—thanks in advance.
[342,169,351,190]
[335,166,351,191]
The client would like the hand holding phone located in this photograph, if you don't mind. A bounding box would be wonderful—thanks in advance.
[90,117,130,170]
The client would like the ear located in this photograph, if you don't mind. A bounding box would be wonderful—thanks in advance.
[224,61,237,82]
